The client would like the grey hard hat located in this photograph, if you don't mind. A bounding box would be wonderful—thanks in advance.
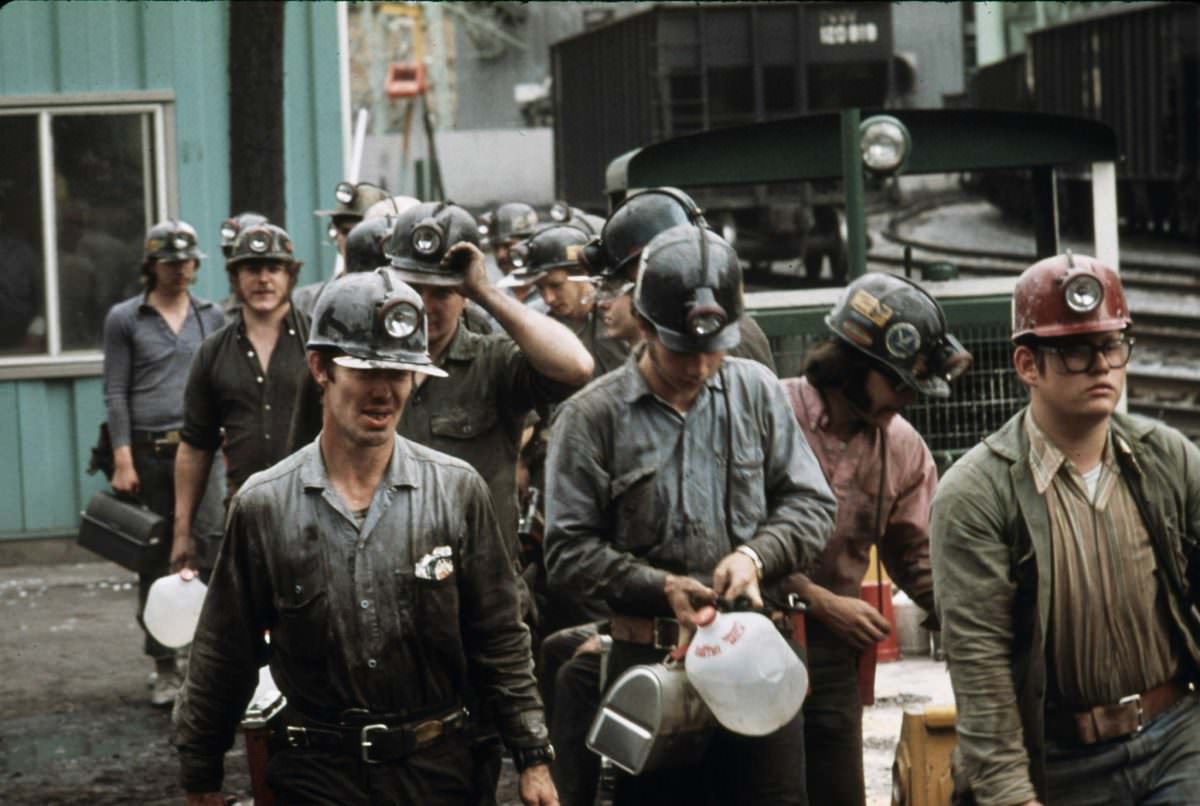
[314,181,391,220]
[219,212,268,258]
[226,223,302,270]
[143,219,206,266]
[386,201,480,287]
[307,267,447,377]
[499,224,592,289]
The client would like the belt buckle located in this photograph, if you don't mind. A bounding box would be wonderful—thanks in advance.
[652,618,677,650]
[361,723,389,763]
[1118,693,1145,734]
[286,725,308,748]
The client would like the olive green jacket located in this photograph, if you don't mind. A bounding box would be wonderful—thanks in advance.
[931,409,1200,806]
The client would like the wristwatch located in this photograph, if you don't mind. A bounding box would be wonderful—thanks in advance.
[513,743,556,771]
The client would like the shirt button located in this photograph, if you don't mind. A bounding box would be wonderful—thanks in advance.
[367,659,377,669]
[264,434,271,440]
[257,376,264,383]
[462,426,470,435]
[247,350,254,357]
[294,585,302,594]
[360,599,370,609]
[265,404,271,411]
[288,329,296,336]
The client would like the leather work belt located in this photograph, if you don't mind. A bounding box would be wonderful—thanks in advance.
[131,429,182,453]
[610,616,681,650]
[285,706,468,763]
[1047,678,1191,745]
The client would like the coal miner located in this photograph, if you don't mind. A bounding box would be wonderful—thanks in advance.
[543,223,836,805]
[101,218,226,707]
[780,272,972,806]
[932,254,1200,805]
[174,269,558,805]
[171,223,309,574]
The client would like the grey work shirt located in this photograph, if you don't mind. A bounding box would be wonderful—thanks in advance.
[558,310,628,378]
[181,306,310,495]
[174,435,547,793]
[102,293,224,448]
[544,353,837,616]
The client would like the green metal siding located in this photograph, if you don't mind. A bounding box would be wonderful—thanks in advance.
[0,1,342,542]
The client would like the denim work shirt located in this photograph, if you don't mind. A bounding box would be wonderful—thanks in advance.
[102,292,225,447]
[174,435,547,793]
[544,354,837,616]
[181,306,310,494]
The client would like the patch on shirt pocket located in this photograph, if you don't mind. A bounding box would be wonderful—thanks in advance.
[415,545,454,581]
[431,404,498,440]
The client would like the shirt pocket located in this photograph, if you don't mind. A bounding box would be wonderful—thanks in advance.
[430,403,499,441]
[610,466,660,553]
[274,582,331,661]
[729,443,767,537]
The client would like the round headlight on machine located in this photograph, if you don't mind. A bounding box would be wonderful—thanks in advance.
[335,182,356,205]
[382,302,420,339]
[411,223,443,257]
[859,115,911,175]
[1064,273,1104,313]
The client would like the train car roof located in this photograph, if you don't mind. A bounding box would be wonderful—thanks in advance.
[605,108,1119,194]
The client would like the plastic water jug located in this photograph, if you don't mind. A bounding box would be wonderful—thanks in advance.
[684,607,808,736]
[144,571,208,648]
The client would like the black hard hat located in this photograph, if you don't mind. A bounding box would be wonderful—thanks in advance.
[488,202,539,244]
[386,201,480,287]
[219,212,268,258]
[143,219,205,266]
[226,223,302,270]
[826,273,972,399]
[586,187,705,280]
[344,217,395,275]
[634,223,743,353]
[500,224,592,288]
[307,267,447,377]
[314,181,391,220]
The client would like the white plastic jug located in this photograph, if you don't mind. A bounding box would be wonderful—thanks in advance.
[684,606,808,736]
[144,571,208,648]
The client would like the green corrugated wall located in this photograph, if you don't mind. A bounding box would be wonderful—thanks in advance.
[0,1,343,541]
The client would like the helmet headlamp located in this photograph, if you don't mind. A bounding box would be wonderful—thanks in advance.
[335,181,357,205]
[686,287,729,338]
[509,244,529,270]
[550,201,570,222]
[220,223,237,242]
[932,334,973,383]
[172,235,191,251]
[1064,273,1104,313]
[859,115,911,176]
[380,299,421,339]
[248,231,270,253]
[411,221,444,257]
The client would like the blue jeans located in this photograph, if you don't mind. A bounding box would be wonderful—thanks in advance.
[1045,692,1200,805]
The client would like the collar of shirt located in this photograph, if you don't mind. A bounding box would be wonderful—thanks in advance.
[616,343,725,405]
[235,304,302,339]
[137,292,215,316]
[444,319,484,364]
[1024,409,1118,495]
[299,434,422,493]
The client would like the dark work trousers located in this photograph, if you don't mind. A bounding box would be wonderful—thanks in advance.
[131,443,225,659]
[802,621,866,806]
[540,622,601,727]
[552,638,808,806]
[264,734,476,805]
[470,732,503,806]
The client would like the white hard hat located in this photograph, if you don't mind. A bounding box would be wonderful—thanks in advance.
[144,572,208,648]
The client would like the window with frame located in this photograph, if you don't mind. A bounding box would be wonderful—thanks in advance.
[0,103,166,366]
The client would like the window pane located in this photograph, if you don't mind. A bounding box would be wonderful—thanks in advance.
[0,115,46,356]
[53,113,153,352]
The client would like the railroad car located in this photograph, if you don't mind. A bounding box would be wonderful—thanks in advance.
[970,2,1200,239]
[551,1,901,282]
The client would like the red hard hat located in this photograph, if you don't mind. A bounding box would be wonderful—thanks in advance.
[1011,253,1132,341]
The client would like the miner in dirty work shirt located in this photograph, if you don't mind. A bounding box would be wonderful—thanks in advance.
[543,224,835,806]
[174,269,555,805]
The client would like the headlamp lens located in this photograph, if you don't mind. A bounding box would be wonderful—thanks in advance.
[1064,274,1103,313]
[249,232,269,253]
[690,313,725,337]
[550,202,569,222]
[860,116,910,174]
[220,225,237,241]
[172,235,190,250]
[335,182,356,205]
[382,303,420,339]
[412,224,442,257]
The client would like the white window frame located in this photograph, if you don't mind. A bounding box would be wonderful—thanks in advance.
[0,91,175,381]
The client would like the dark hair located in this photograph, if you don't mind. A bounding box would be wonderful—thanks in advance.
[802,337,876,412]
[312,349,338,383]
